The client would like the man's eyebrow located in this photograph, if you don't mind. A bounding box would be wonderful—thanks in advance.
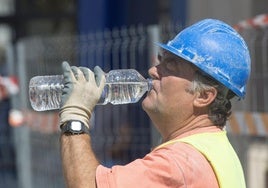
[162,55,179,63]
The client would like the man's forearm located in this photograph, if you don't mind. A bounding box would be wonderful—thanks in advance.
[61,134,99,188]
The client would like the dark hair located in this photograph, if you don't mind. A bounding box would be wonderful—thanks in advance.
[189,71,235,127]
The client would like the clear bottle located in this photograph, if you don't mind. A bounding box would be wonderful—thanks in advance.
[29,69,152,111]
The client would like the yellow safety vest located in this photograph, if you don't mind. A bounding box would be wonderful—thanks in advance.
[155,131,246,188]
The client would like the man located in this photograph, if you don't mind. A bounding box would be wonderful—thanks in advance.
[59,19,250,187]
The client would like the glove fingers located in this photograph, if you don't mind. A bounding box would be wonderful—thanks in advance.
[62,61,76,82]
[94,66,106,87]
[79,67,92,81]
[71,66,86,82]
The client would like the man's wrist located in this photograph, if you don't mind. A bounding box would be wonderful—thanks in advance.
[59,106,91,128]
[61,120,90,135]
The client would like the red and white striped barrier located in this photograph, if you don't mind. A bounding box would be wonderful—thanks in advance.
[9,108,268,137]
[9,109,60,134]
[234,14,268,32]
[0,76,19,101]
[227,111,268,137]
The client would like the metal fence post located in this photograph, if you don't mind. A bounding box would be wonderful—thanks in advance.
[13,41,33,188]
[147,25,161,148]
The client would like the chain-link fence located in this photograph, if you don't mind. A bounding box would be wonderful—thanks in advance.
[1,21,268,187]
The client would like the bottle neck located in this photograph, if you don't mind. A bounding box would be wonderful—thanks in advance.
[147,78,153,91]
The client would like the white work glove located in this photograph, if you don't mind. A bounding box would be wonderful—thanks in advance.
[59,62,106,128]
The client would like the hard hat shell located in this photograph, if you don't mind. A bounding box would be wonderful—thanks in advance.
[157,19,251,98]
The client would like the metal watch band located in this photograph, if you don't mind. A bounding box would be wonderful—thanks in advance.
[61,120,90,135]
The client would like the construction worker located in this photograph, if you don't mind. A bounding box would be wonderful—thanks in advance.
[59,19,250,187]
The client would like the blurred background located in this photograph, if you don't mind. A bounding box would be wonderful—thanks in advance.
[0,0,267,187]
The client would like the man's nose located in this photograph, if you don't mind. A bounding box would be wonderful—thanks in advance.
[148,66,159,79]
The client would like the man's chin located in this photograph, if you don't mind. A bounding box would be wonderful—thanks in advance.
[142,97,156,115]
[141,96,150,110]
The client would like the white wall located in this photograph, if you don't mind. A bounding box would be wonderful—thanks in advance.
[0,0,14,15]
[187,0,252,25]
[247,143,268,188]
[0,0,14,44]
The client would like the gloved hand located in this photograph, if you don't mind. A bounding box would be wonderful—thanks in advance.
[59,61,105,128]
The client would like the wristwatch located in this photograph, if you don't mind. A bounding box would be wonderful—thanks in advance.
[61,120,90,135]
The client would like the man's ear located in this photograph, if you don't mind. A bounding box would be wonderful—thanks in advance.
[193,88,217,107]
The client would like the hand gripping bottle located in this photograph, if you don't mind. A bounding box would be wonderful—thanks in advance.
[29,69,152,111]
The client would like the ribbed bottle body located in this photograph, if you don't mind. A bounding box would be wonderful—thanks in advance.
[29,69,152,111]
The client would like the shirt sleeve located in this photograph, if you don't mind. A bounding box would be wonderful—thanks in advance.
[96,148,185,188]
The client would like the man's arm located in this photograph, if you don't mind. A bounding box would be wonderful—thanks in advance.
[59,62,106,188]
[61,134,99,188]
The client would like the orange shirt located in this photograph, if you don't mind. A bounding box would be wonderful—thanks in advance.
[96,127,220,188]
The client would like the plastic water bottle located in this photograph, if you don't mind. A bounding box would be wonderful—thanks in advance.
[29,69,152,111]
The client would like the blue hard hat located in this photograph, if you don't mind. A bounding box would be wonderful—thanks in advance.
[157,19,251,98]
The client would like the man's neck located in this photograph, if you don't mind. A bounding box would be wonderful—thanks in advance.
[162,115,222,142]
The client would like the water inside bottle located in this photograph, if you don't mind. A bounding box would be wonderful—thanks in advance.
[29,82,63,111]
[29,73,152,111]
[99,81,149,105]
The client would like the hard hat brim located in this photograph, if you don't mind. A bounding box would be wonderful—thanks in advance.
[156,42,245,98]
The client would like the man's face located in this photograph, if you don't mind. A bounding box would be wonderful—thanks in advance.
[142,51,197,126]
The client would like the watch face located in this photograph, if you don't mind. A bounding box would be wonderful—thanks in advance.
[70,121,82,131]
[61,120,89,135]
